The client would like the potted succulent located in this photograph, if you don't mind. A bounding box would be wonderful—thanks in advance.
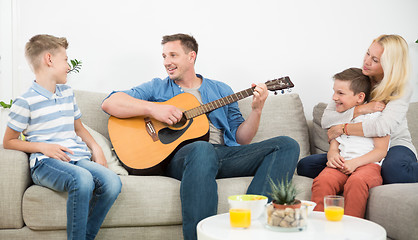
[268,175,301,210]
[266,175,307,230]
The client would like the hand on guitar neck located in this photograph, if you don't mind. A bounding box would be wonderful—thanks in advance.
[250,83,268,113]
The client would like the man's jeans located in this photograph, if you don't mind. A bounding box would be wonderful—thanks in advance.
[166,136,300,240]
[31,158,122,240]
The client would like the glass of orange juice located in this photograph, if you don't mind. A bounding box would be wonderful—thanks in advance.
[324,195,344,221]
[229,208,251,228]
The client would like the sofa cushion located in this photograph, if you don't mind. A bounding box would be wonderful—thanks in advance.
[22,174,314,230]
[0,147,32,229]
[366,183,418,240]
[22,176,183,230]
[239,93,310,160]
[311,102,329,154]
[83,124,128,175]
[74,90,109,139]
[407,102,418,151]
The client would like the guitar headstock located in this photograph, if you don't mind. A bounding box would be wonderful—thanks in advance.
[265,76,294,93]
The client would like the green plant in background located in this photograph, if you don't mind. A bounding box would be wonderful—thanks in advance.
[68,59,82,74]
[0,100,13,109]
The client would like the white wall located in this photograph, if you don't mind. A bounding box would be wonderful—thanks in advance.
[1,0,418,124]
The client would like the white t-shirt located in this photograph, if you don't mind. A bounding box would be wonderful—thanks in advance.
[336,112,386,165]
[180,87,225,145]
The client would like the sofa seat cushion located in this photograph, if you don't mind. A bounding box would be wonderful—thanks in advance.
[22,176,183,230]
[22,174,313,230]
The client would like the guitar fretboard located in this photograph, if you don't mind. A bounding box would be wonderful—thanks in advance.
[184,87,255,119]
[182,76,293,119]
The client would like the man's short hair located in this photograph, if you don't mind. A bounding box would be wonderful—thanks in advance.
[333,67,371,101]
[161,33,198,55]
[25,34,68,71]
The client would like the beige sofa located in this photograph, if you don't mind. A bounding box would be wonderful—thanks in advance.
[1,90,417,240]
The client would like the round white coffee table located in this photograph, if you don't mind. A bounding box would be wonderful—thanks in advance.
[197,211,386,240]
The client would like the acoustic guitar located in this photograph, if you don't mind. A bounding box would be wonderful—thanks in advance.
[108,76,294,175]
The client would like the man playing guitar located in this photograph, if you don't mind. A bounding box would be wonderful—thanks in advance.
[101,33,300,240]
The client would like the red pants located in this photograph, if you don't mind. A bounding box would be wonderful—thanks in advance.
[311,163,382,218]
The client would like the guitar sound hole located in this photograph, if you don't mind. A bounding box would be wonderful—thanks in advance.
[172,115,187,128]
[159,118,193,144]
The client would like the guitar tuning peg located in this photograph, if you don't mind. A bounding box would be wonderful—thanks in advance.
[287,88,292,93]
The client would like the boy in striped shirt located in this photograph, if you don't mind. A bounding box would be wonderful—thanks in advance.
[3,34,122,240]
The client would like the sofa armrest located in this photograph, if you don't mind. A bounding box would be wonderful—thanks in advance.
[0,146,32,229]
[366,183,418,240]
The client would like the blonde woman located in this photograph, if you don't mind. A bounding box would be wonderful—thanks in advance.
[297,34,417,184]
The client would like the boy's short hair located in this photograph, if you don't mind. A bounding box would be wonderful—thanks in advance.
[333,67,371,101]
[25,34,68,71]
[161,33,198,55]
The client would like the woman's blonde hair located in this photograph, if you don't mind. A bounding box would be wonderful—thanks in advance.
[370,34,410,103]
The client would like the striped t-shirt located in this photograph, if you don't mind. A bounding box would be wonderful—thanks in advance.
[8,82,91,168]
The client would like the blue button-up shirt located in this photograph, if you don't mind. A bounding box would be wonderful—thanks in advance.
[105,74,245,146]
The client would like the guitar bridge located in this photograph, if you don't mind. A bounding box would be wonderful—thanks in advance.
[145,117,159,142]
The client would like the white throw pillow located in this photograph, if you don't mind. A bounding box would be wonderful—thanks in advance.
[83,124,129,175]
[238,93,311,160]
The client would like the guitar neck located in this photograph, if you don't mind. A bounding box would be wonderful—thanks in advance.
[184,86,255,119]
[182,76,293,119]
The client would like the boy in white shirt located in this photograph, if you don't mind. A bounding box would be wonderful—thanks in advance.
[311,67,390,218]
[3,34,122,239]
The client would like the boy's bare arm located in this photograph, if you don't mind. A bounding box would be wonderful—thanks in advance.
[326,139,345,169]
[341,135,390,174]
[2,127,73,162]
[74,119,107,167]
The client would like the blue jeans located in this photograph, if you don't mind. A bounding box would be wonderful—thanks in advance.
[297,145,418,184]
[31,158,122,240]
[166,136,300,240]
